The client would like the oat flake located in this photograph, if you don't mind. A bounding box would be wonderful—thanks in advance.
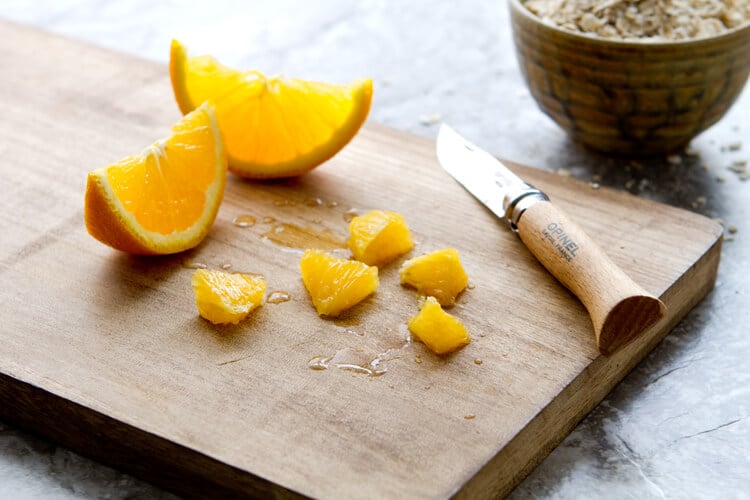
[523,0,750,41]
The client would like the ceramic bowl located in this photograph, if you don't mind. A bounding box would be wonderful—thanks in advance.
[509,0,750,155]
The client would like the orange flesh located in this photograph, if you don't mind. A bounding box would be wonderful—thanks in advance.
[192,269,267,325]
[107,115,217,235]
[300,249,379,317]
[399,248,469,306]
[408,296,471,355]
[348,210,414,266]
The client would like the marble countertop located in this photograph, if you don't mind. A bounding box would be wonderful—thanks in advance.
[2,1,748,498]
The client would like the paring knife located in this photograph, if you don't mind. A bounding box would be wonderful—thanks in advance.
[436,124,666,355]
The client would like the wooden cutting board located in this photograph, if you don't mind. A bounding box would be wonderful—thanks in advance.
[0,20,722,499]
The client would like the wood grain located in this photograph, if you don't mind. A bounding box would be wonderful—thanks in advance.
[0,20,722,499]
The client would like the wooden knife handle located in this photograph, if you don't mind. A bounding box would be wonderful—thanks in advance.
[515,200,666,355]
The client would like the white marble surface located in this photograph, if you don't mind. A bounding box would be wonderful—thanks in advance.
[2,1,749,498]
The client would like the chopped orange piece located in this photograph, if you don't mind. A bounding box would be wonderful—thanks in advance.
[300,249,378,317]
[408,297,470,355]
[399,248,468,306]
[348,210,414,266]
[191,269,267,325]
[84,103,227,255]
[170,39,373,179]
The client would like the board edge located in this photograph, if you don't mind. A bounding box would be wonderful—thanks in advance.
[452,233,723,498]
[0,372,309,499]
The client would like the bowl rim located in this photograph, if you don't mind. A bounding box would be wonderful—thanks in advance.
[509,0,750,48]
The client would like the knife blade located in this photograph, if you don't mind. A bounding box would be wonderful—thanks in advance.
[436,124,666,355]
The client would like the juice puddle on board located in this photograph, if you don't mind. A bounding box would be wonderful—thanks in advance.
[183,261,208,269]
[308,348,392,377]
[266,290,291,304]
[308,327,413,377]
[262,223,347,251]
[232,214,257,228]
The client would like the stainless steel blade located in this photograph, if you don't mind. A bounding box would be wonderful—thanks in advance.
[436,124,528,219]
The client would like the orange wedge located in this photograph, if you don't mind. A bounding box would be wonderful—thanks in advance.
[169,39,373,179]
[84,103,227,255]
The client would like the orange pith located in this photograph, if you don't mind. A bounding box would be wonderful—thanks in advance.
[169,39,373,179]
[191,269,267,325]
[348,210,414,266]
[300,249,379,317]
[84,103,227,255]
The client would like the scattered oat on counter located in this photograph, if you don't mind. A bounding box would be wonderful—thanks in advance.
[729,160,748,173]
[419,112,442,126]
[721,141,743,152]
[713,219,738,239]
[726,159,749,180]
[523,0,750,41]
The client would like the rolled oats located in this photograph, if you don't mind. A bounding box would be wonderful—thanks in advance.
[523,0,750,41]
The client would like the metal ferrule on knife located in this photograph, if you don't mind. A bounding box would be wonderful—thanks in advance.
[503,185,549,233]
